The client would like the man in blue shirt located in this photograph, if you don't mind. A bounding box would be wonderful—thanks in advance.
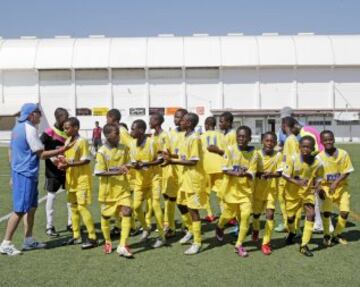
[0,103,71,256]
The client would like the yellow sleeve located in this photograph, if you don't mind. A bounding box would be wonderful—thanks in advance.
[222,146,233,171]
[276,152,284,172]
[120,127,132,147]
[94,151,106,174]
[189,136,201,161]
[124,147,131,165]
[79,139,91,161]
[341,151,354,174]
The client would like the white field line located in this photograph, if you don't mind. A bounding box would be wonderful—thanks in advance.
[0,189,65,223]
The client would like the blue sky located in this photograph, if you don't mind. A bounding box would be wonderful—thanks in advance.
[0,0,359,38]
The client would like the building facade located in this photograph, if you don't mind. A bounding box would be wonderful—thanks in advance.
[0,34,360,141]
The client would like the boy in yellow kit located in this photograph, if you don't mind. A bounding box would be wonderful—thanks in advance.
[130,119,166,248]
[252,132,283,255]
[200,116,225,222]
[164,113,207,255]
[94,123,133,258]
[60,117,97,249]
[282,136,323,257]
[215,126,257,257]
[318,130,354,246]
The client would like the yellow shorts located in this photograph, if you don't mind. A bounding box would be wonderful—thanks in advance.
[100,195,132,218]
[285,191,314,217]
[133,182,162,203]
[222,200,252,219]
[176,190,208,210]
[253,192,276,214]
[322,190,350,213]
[67,189,91,206]
[162,176,179,198]
[206,173,223,194]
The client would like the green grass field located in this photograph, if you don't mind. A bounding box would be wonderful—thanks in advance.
[0,145,360,287]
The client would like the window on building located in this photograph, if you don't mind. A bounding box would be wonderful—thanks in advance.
[336,120,360,126]
[308,121,332,126]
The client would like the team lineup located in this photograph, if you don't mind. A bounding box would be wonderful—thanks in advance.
[0,104,353,258]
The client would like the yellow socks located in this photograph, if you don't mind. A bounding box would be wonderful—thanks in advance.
[152,199,164,237]
[120,216,131,247]
[71,206,81,239]
[334,216,346,237]
[101,217,111,243]
[321,215,331,236]
[192,221,202,245]
[206,198,213,217]
[78,205,96,240]
[181,213,193,233]
[167,200,176,230]
[263,220,274,245]
[236,212,251,246]
[133,199,147,230]
[301,220,314,246]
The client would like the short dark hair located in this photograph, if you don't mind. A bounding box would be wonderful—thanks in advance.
[300,135,315,147]
[133,119,147,131]
[95,121,99,125]
[103,123,119,137]
[107,109,121,122]
[54,107,68,120]
[282,116,297,129]
[205,116,216,128]
[152,112,164,125]
[119,122,128,131]
[185,113,199,128]
[176,108,188,116]
[65,117,80,128]
[236,125,252,137]
[262,131,277,142]
[320,130,334,139]
[220,111,234,124]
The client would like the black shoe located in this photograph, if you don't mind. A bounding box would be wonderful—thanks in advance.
[46,227,60,237]
[110,227,121,237]
[66,224,73,232]
[81,238,98,250]
[165,228,176,239]
[130,228,141,237]
[323,235,333,247]
[64,237,82,246]
[299,245,313,257]
[285,232,296,245]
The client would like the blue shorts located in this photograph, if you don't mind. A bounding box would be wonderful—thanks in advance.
[12,171,39,213]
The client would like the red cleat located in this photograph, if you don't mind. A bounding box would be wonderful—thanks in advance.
[252,230,259,242]
[103,242,112,254]
[204,215,218,223]
[228,219,237,226]
[261,243,272,255]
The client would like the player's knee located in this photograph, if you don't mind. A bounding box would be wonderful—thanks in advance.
[323,212,331,218]
[163,194,169,200]
[169,196,176,202]
[266,210,275,220]
[101,215,110,220]
[122,206,132,217]
[253,213,260,219]
[340,211,349,220]
[287,216,295,223]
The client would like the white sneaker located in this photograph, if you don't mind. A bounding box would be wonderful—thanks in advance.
[152,237,166,248]
[0,243,22,256]
[179,231,193,245]
[313,224,324,233]
[23,239,46,251]
[140,229,151,242]
[184,243,201,255]
[117,246,133,258]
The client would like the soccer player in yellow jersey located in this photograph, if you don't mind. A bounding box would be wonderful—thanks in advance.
[215,126,257,257]
[282,136,323,257]
[60,117,97,249]
[164,113,207,255]
[252,132,283,255]
[106,109,136,235]
[200,116,225,222]
[318,130,354,246]
[94,123,134,258]
[130,119,166,248]
[149,112,177,238]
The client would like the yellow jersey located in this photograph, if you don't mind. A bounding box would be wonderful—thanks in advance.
[179,131,205,194]
[64,137,92,192]
[318,148,354,195]
[222,145,258,203]
[254,150,283,199]
[282,154,323,200]
[130,136,159,188]
[200,130,225,174]
[120,126,133,148]
[283,134,299,160]
[224,129,237,146]
[95,143,131,202]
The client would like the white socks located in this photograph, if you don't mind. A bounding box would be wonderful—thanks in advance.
[46,192,56,229]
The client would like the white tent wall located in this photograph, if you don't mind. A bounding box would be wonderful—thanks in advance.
[223,68,258,109]
[3,70,38,104]
[334,67,360,109]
